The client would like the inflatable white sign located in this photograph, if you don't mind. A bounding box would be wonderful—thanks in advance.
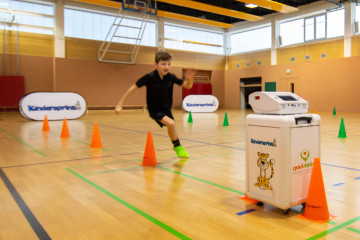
[182,95,219,113]
[19,92,87,120]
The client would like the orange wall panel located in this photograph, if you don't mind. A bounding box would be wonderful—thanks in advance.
[52,57,225,108]
[4,30,360,112]
[167,49,225,70]
[65,38,225,70]
[351,36,360,57]
[277,39,343,64]
[0,30,54,57]
[0,54,54,93]
[55,58,152,106]
[227,51,271,69]
[225,56,360,112]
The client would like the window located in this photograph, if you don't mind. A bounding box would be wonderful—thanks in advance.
[230,26,271,54]
[305,18,315,41]
[327,9,344,38]
[164,24,223,54]
[0,0,54,35]
[64,8,156,47]
[356,4,360,23]
[356,4,360,34]
[280,19,304,46]
[280,9,344,46]
[316,15,326,39]
[305,15,326,42]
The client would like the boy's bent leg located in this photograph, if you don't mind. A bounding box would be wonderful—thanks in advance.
[159,116,178,141]
[160,116,189,158]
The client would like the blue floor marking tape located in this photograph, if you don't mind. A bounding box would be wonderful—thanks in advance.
[322,163,360,172]
[236,209,256,216]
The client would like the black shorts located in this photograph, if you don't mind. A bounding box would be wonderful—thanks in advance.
[149,112,174,128]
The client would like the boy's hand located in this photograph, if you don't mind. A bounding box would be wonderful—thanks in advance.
[183,68,196,89]
[185,68,196,78]
[115,105,122,115]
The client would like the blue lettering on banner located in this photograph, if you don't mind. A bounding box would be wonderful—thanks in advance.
[251,138,277,147]
[28,101,81,112]
[186,103,215,107]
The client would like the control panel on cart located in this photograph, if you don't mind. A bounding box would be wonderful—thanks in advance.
[249,92,309,115]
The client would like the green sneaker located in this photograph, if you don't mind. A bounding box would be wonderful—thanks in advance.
[173,145,189,158]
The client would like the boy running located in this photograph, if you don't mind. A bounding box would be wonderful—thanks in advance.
[115,51,195,158]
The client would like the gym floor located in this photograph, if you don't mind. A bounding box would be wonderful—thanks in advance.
[0,109,359,240]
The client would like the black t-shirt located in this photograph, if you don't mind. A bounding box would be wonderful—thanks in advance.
[136,70,183,113]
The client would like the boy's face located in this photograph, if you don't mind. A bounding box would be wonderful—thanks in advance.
[155,60,171,77]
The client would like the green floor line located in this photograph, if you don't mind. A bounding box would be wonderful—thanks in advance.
[183,146,241,155]
[72,158,142,169]
[0,127,47,157]
[328,221,337,225]
[66,168,191,240]
[182,151,243,162]
[80,151,243,175]
[157,166,245,195]
[70,138,92,146]
[69,142,243,170]
[84,165,143,175]
[72,139,110,151]
[49,131,110,151]
[307,216,360,240]
[347,227,360,234]
[77,152,245,195]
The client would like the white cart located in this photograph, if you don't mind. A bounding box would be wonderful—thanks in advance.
[245,92,320,213]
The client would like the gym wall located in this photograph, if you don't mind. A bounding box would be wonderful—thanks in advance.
[1,30,360,112]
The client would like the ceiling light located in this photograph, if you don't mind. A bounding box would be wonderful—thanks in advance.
[245,3,258,8]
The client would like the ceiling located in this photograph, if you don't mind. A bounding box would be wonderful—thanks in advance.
[78,0,345,28]
[111,0,323,27]
[156,0,320,23]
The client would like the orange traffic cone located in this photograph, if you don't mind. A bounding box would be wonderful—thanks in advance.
[141,131,157,166]
[60,118,70,138]
[239,193,259,204]
[42,115,50,131]
[314,109,318,114]
[90,123,103,148]
[301,157,335,222]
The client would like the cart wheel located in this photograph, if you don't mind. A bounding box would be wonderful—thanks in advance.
[301,203,306,208]
[256,201,264,207]
[281,208,290,214]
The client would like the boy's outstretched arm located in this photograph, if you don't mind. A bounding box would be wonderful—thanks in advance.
[115,84,138,114]
[182,69,196,89]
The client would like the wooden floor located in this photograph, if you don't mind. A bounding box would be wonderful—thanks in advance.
[0,109,359,240]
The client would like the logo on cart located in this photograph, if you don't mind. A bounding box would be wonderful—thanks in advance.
[251,138,277,147]
[300,150,310,161]
[255,152,275,191]
[293,150,313,173]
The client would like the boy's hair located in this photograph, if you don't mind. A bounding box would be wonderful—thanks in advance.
[155,51,172,63]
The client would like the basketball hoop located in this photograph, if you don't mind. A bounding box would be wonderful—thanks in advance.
[122,0,156,15]
[137,6,147,12]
